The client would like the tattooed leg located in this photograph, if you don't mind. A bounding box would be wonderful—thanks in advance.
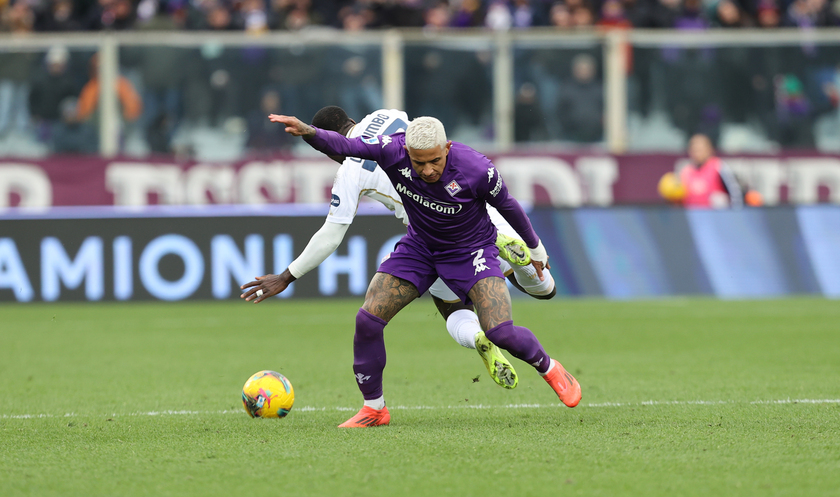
[470,276,551,373]
[352,272,420,400]
[362,272,420,322]
[468,277,513,331]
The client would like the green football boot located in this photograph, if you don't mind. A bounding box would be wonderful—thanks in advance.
[496,232,531,266]
[475,331,518,389]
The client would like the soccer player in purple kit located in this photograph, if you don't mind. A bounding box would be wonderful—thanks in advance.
[270,112,581,428]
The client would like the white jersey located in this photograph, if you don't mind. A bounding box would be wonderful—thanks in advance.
[327,109,410,225]
[487,205,517,239]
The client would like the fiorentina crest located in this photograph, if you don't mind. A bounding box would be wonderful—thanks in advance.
[445,180,461,197]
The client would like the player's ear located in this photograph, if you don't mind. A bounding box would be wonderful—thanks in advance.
[445,141,452,153]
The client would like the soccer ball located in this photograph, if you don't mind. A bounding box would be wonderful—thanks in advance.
[241,370,295,418]
[658,172,686,202]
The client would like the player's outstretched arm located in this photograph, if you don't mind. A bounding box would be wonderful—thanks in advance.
[240,221,351,303]
[268,114,316,137]
[270,114,394,165]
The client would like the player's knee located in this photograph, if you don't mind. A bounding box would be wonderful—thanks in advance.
[355,308,386,341]
[484,320,515,343]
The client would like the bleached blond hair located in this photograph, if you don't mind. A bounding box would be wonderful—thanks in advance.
[405,116,447,150]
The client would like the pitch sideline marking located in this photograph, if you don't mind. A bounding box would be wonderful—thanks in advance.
[2,398,839,420]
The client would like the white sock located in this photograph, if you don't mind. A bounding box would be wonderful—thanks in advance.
[539,359,556,377]
[512,264,555,296]
[363,396,386,410]
[446,309,482,349]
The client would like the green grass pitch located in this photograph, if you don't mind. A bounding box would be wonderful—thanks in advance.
[1,297,839,496]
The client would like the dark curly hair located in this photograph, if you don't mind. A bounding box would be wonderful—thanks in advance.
[311,106,352,133]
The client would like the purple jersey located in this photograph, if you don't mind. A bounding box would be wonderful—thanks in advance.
[306,128,538,252]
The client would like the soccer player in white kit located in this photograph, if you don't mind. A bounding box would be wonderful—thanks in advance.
[241,107,555,390]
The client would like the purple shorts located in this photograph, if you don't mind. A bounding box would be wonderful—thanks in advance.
[377,232,504,304]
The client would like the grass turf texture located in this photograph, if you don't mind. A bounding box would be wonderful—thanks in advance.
[1,298,838,496]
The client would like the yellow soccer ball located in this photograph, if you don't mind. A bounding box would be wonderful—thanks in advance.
[241,370,295,418]
[658,172,686,202]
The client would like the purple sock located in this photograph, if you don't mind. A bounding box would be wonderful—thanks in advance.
[485,320,551,374]
[353,309,388,400]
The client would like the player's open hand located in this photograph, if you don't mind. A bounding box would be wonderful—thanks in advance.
[268,114,316,138]
[240,272,295,303]
[530,259,550,281]
[529,239,549,281]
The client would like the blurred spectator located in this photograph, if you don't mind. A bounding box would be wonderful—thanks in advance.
[712,0,748,28]
[28,45,80,152]
[485,0,513,29]
[133,47,187,154]
[658,133,744,208]
[235,0,270,33]
[2,0,839,30]
[424,1,452,30]
[451,0,485,27]
[72,53,143,151]
[773,73,816,147]
[549,1,573,27]
[340,4,374,30]
[76,53,143,122]
[783,0,835,27]
[635,0,679,28]
[674,0,708,29]
[406,49,459,126]
[511,0,536,28]
[333,52,382,119]
[597,0,632,28]
[245,88,293,153]
[35,0,83,31]
[571,3,595,26]
[85,0,137,30]
[205,1,235,30]
[597,0,633,75]
[0,1,36,137]
[372,0,425,28]
[657,0,716,137]
[558,0,596,27]
[756,0,781,27]
[269,0,318,30]
[514,82,548,141]
[557,53,603,142]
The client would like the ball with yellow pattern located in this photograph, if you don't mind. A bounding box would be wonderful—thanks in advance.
[241,370,295,418]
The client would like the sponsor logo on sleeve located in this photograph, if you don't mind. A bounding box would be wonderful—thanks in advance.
[487,167,495,183]
[490,173,503,197]
[362,136,379,144]
[445,180,462,197]
[330,194,340,207]
[381,135,392,147]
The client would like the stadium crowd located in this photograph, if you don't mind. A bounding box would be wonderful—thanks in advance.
[2,0,840,33]
[2,0,840,158]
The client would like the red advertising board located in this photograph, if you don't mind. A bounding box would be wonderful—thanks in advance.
[1,152,838,209]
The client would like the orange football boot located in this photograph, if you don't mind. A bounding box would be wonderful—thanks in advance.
[338,406,391,428]
[543,359,581,407]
